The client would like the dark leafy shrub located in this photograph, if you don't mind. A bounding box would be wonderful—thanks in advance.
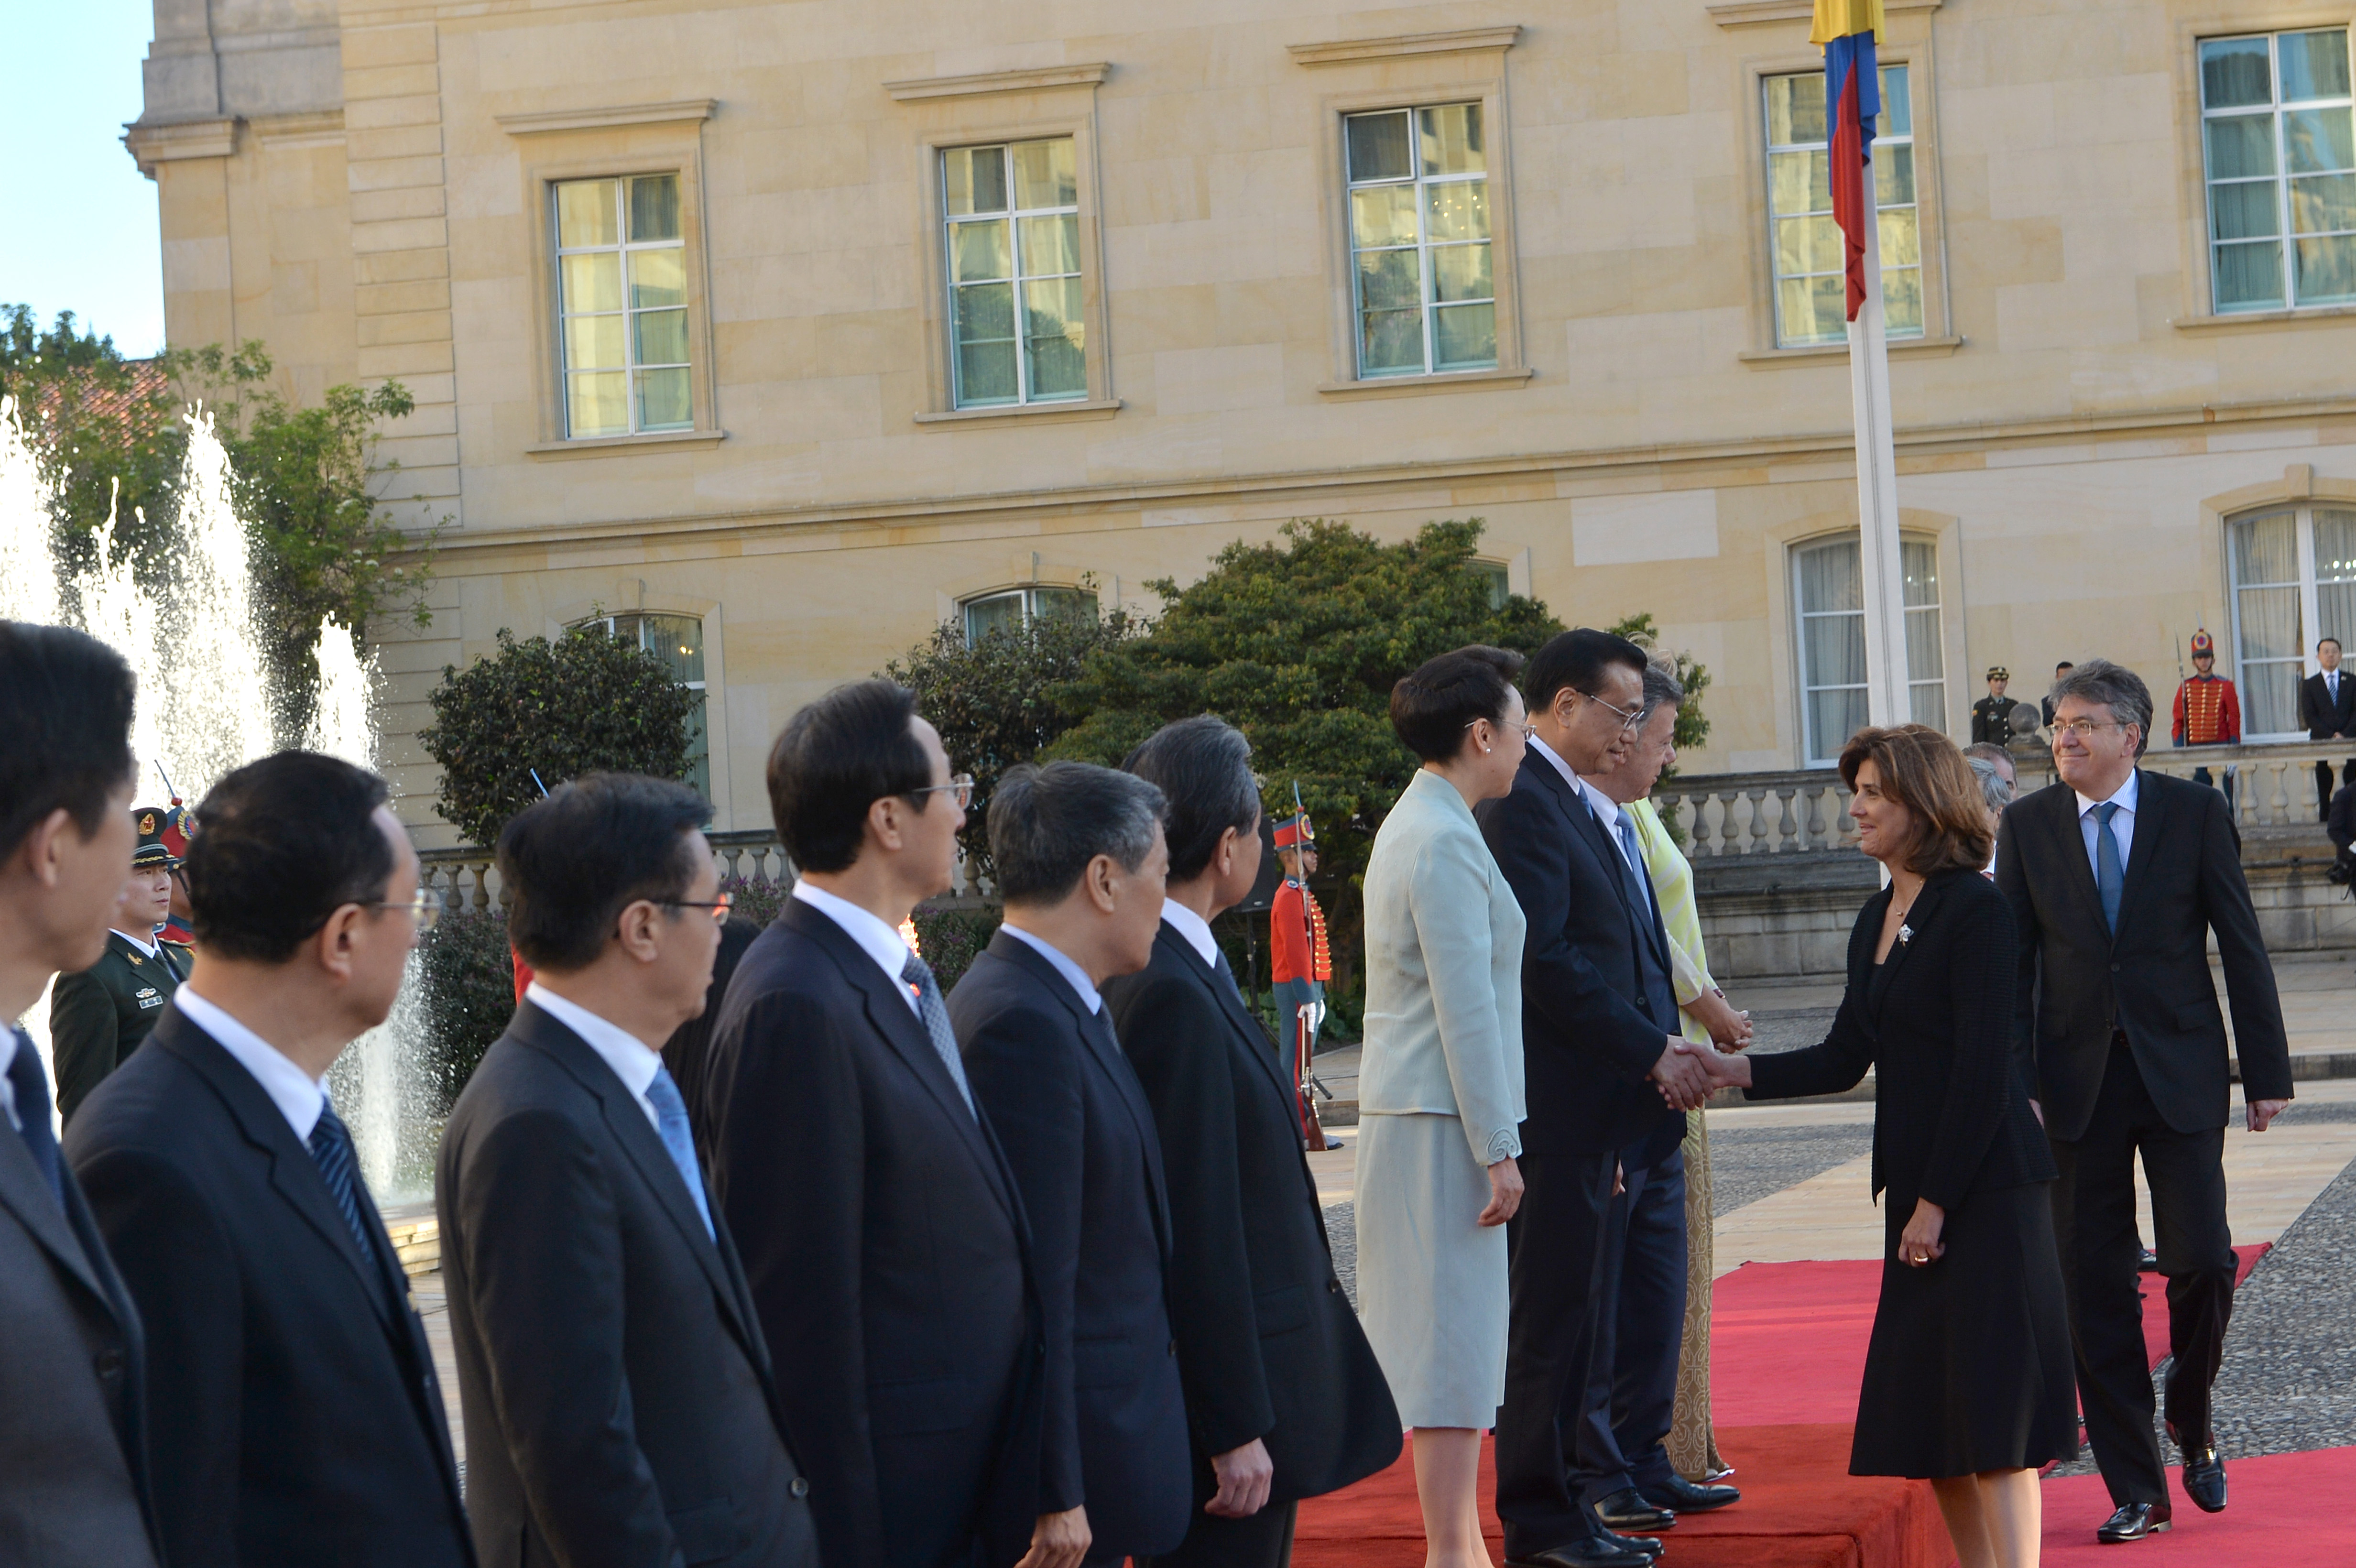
[416,908,513,1110]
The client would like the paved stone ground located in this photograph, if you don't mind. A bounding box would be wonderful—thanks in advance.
[1706,1122,1875,1218]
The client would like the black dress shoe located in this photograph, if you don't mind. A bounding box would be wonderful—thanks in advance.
[2138,1248,2161,1273]
[1601,1528,1664,1559]
[2095,1501,2173,1542]
[2183,1447,2228,1513]
[1504,1538,1654,1568]
[1592,1486,1675,1532]
[1641,1473,1741,1512]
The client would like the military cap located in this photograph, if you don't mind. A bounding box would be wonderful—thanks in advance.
[158,798,196,861]
[1985,666,2009,681]
[2191,629,2216,658]
[1273,813,1314,851]
[131,805,182,869]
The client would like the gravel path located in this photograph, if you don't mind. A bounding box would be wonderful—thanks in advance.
[1705,1122,1875,1216]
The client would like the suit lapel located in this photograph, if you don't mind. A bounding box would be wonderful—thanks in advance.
[2039,783,2112,946]
[2114,771,2166,943]
[1873,874,1952,1012]
[1525,755,1673,976]
[0,1102,113,1308]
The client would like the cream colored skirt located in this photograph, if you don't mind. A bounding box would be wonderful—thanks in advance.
[1354,1111,1509,1429]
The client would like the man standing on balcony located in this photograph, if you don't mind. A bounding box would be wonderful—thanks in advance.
[2299,637,2356,822]
[2171,631,2241,811]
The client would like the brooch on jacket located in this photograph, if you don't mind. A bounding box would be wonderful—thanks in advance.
[1898,923,1913,946]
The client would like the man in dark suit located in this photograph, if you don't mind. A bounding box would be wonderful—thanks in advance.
[1109,717,1402,1568]
[66,751,473,1568]
[439,773,817,1568]
[1996,659,2294,1544]
[951,761,1192,1565]
[2300,637,2356,821]
[1476,629,1717,1568]
[0,622,160,1566]
[707,679,1060,1568]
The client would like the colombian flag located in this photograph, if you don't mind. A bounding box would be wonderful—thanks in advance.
[1813,0,1884,321]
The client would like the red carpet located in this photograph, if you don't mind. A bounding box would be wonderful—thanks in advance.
[2039,1445,2356,1564]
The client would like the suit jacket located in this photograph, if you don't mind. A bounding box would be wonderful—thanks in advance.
[1102,924,1402,1500]
[950,933,1191,1557]
[1746,871,2055,1213]
[49,932,185,1123]
[1476,752,1683,1157]
[2303,669,2356,740]
[0,1030,159,1568]
[706,899,1044,1568]
[65,1004,473,1568]
[438,1000,818,1568]
[1995,771,2293,1141]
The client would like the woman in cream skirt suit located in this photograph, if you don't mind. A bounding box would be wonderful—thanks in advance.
[1357,645,1532,1568]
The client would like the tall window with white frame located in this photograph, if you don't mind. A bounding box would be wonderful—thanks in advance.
[1764,66,1922,347]
[573,611,710,795]
[1346,103,1496,377]
[961,585,1098,647]
[2199,29,2355,314]
[943,139,1085,408]
[1792,534,1945,764]
[553,174,692,438]
[2227,504,2356,737]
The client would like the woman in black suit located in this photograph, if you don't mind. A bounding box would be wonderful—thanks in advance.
[1694,724,2074,1568]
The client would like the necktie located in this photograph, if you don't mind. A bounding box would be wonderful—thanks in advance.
[901,952,977,1117]
[1613,807,1657,918]
[644,1066,713,1240]
[6,1030,66,1211]
[307,1102,401,1315]
[2094,801,2125,934]
[1213,948,1245,1004]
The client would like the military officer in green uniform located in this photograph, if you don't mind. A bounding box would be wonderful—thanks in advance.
[1970,665,2022,746]
[48,804,192,1123]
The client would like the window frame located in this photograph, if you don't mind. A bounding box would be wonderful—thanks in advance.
[552,174,696,439]
[1760,63,1926,348]
[1343,103,1500,379]
[960,585,1102,647]
[939,138,1089,409]
[2225,501,2356,738]
[572,610,713,797]
[2195,26,2356,316]
[1789,530,1949,766]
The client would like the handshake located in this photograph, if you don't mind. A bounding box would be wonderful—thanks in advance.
[1647,990,1756,1111]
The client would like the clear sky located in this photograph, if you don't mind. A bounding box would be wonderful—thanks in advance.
[3,5,165,356]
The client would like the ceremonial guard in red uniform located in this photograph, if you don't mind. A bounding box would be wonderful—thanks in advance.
[2172,629,2242,807]
[1269,813,1331,1064]
[155,798,196,947]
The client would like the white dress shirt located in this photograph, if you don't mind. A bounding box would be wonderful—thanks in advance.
[2074,768,2140,884]
[109,929,161,960]
[791,880,920,1016]
[999,924,1103,1014]
[1160,898,1222,969]
[174,985,330,1143]
[525,981,665,1134]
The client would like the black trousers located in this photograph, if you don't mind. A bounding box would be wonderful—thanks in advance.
[1494,1150,1620,1556]
[1569,1147,1688,1501]
[2049,1042,2236,1507]
[2316,758,2354,819]
[1134,1450,1298,1568]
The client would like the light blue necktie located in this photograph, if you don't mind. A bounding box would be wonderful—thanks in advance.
[644,1066,713,1239]
[1614,807,1656,918]
[2094,801,2125,935]
[901,952,977,1117]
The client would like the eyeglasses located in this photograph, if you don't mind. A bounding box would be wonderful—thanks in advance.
[908,773,975,809]
[2051,719,2130,740]
[362,889,441,933]
[659,891,737,926]
[1581,691,1646,732]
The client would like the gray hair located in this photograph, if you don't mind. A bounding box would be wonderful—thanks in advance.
[1640,658,1686,718]
[1122,717,1260,883]
[2050,658,2153,756]
[1966,754,2014,814]
[988,761,1167,905]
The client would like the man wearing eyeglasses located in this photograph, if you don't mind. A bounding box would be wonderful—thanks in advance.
[1995,660,2291,1546]
[65,751,476,1568]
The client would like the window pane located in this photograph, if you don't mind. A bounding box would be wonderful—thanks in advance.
[1471,561,1511,609]
[1906,612,1944,682]
[638,614,705,683]
[1352,185,1419,247]
[1901,539,1940,609]
[633,308,689,366]
[2318,509,2356,578]
[682,693,709,798]
[556,179,617,248]
[954,281,1014,342]
[1431,243,1493,303]
[1346,111,1413,182]
[2320,583,2356,655]
[1878,208,1920,267]
[1771,150,1832,216]
[964,592,1025,643]
[1357,248,1421,310]
[1798,539,1863,613]
[2285,107,2356,174]
[1018,214,1081,276]
[1874,143,1916,206]
[2280,30,2353,102]
[2293,172,2356,232]
[2241,586,2304,659]
[2201,37,2274,109]
[2211,180,2281,239]
[1909,680,1947,732]
[635,367,691,430]
[1883,266,1924,335]
[564,313,625,370]
[560,252,622,313]
[1031,588,1099,623]
[567,371,628,437]
[1012,138,1078,210]
[1880,66,1912,137]
[1022,276,1085,349]
[1418,104,1484,176]
[2295,234,2356,302]
[1432,302,1496,370]
[957,340,1018,405]
[2248,661,2304,736]
[629,247,685,309]
[1425,179,1491,241]
[1360,309,1425,374]
[1776,215,1842,274]
[1803,612,1867,690]
[2235,511,2299,583]
[628,174,681,242]
[1809,687,1870,762]
[952,218,1011,283]
[2206,115,2278,179]
[944,146,1007,215]
[2215,240,2286,308]
[1767,73,1827,145]
[1779,275,1848,344]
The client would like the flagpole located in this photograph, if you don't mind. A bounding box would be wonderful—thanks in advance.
[1848,181,1910,729]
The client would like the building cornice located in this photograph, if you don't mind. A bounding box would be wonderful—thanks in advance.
[494,98,716,135]
[1287,26,1523,66]
[420,392,2356,564]
[123,117,239,176]
[882,63,1112,101]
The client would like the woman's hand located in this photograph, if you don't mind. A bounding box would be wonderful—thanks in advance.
[1898,1198,1946,1267]
[1675,1040,1752,1090]
[1685,988,1753,1050]
[1478,1156,1523,1227]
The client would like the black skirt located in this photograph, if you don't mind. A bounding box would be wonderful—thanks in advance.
[1849,1180,2080,1479]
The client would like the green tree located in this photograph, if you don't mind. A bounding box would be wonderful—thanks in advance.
[883,595,1142,879]
[418,625,701,845]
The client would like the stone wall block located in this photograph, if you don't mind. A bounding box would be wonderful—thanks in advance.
[349,186,447,225]
[341,23,438,72]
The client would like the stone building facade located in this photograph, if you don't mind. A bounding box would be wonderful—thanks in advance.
[129,0,2356,841]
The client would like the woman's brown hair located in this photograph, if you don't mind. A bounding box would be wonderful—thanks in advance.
[1837,723,1995,875]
